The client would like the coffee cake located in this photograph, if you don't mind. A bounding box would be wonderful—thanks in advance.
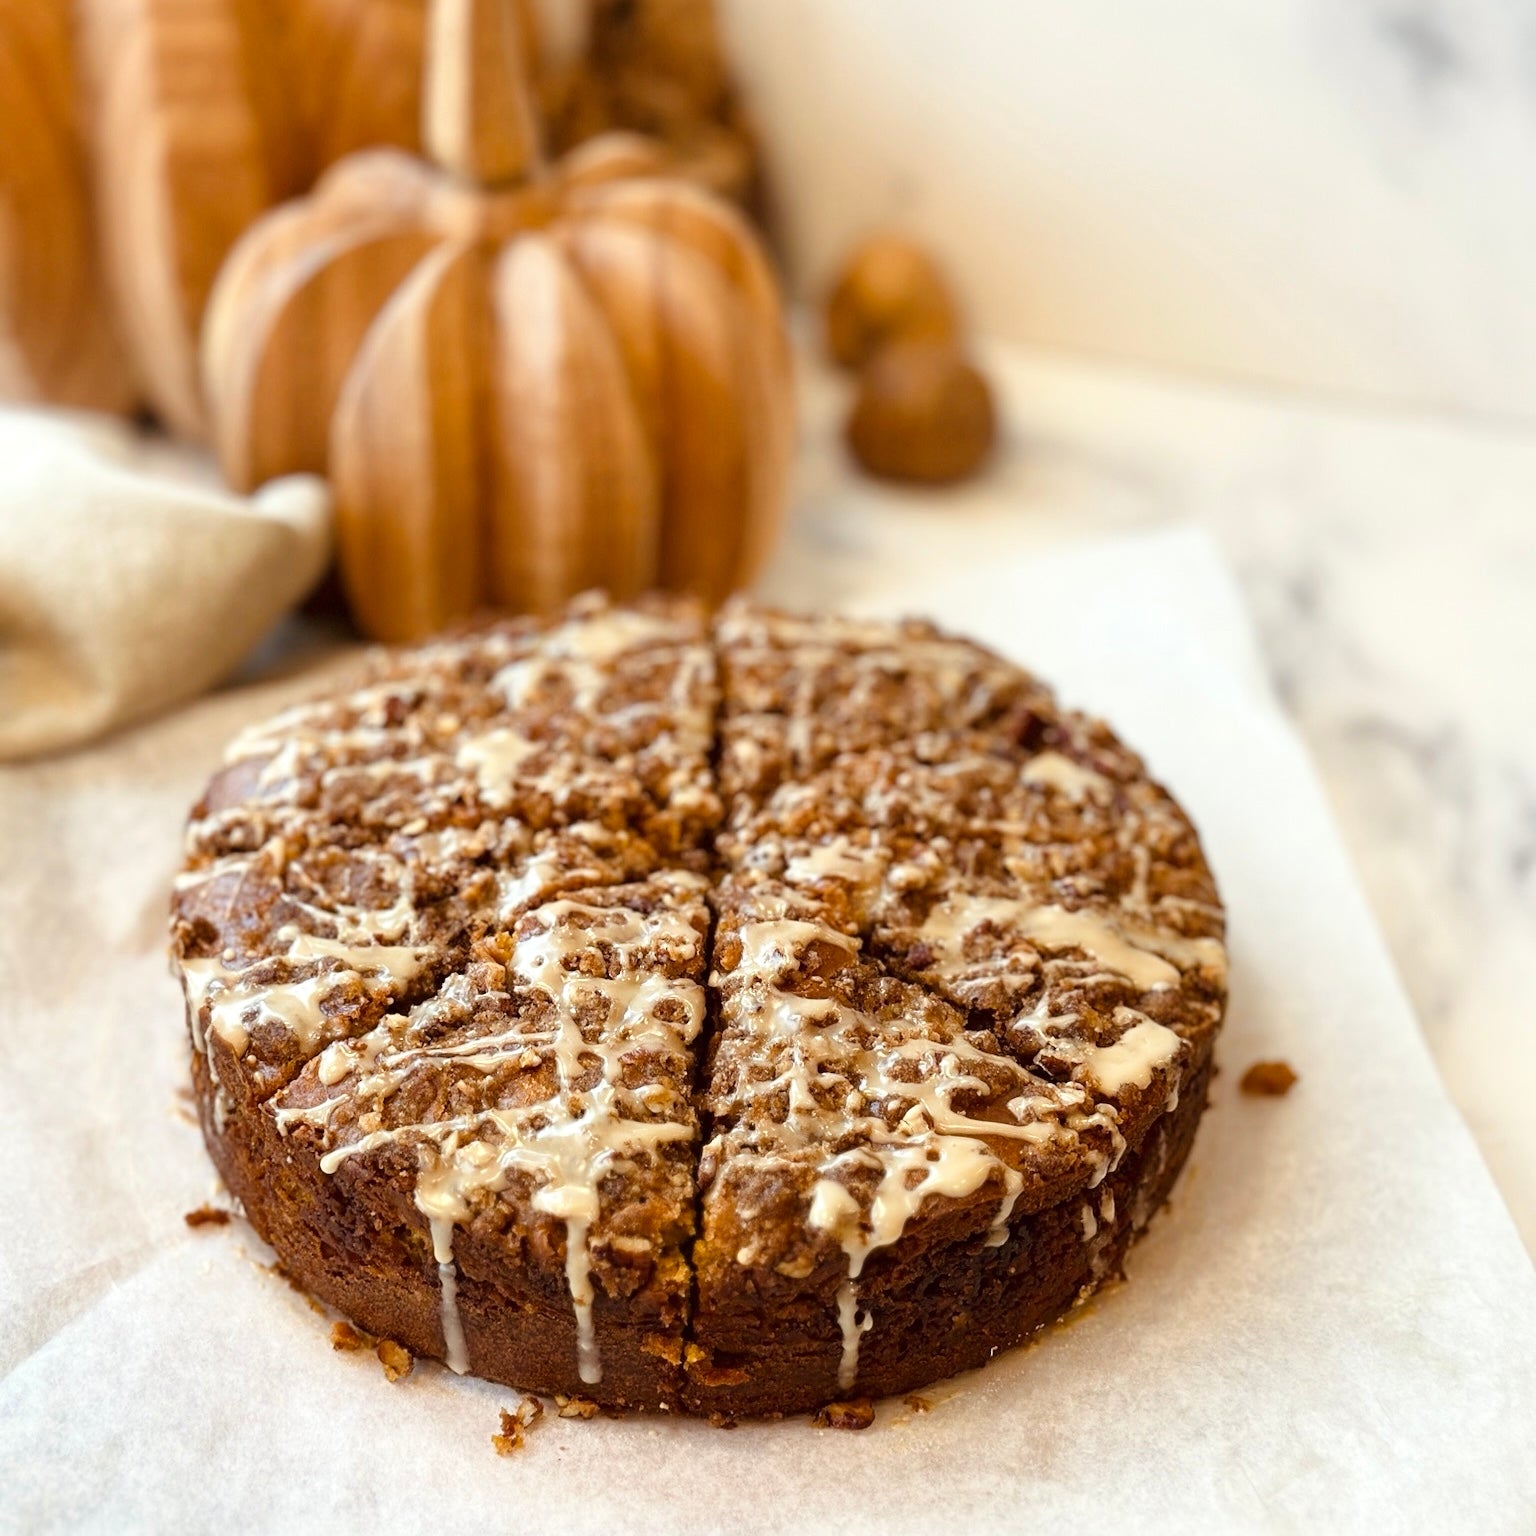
[172,593,1227,1416]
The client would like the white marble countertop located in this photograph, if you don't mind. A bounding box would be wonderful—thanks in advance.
[761,343,1536,1254]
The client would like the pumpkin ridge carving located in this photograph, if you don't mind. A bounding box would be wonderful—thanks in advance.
[202,0,791,642]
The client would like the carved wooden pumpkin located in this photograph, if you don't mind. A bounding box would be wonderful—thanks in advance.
[201,0,792,643]
[0,0,763,439]
[0,0,133,410]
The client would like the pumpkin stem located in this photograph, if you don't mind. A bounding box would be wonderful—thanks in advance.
[423,0,544,187]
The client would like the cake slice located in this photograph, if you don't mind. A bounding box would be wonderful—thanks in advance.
[234,874,710,1409]
[689,874,1118,1414]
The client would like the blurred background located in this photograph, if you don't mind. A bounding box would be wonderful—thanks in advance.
[730,0,1536,417]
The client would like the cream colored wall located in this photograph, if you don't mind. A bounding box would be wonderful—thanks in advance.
[721,0,1536,419]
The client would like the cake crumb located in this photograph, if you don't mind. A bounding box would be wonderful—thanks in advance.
[1240,1060,1298,1097]
[183,1206,231,1228]
[492,1396,545,1455]
[707,1412,739,1430]
[554,1393,600,1420]
[376,1339,413,1382]
[812,1398,875,1431]
[330,1321,368,1352]
[903,1394,933,1413]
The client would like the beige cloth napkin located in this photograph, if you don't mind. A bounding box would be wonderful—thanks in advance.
[0,408,330,759]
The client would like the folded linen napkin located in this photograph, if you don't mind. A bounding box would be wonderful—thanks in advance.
[0,409,329,759]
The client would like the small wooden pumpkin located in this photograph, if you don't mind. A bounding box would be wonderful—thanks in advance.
[0,0,133,411]
[202,0,793,642]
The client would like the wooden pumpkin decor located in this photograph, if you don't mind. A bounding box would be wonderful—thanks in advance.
[0,0,133,411]
[0,0,764,437]
[202,0,793,643]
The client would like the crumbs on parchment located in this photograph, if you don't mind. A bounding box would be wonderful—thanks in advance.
[812,1398,875,1431]
[492,1396,546,1456]
[376,1339,414,1382]
[330,1321,368,1352]
[1240,1060,1298,1097]
[183,1206,231,1228]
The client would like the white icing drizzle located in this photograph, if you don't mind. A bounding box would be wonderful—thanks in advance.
[714,604,995,714]
[181,961,319,1056]
[916,894,1226,994]
[834,1279,874,1392]
[783,836,886,889]
[492,608,676,716]
[1021,751,1111,800]
[426,1213,470,1375]
[456,728,539,801]
[319,894,416,945]
[1076,1015,1182,1095]
[714,600,1030,775]
[182,935,429,1057]
[283,886,705,1387]
[287,934,429,974]
[548,607,674,664]
[736,917,860,975]
[494,843,605,919]
[535,1177,602,1383]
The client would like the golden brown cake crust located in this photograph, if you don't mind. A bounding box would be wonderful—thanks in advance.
[172,593,1227,1416]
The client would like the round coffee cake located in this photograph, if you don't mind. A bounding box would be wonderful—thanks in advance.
[172,594,1227,1416]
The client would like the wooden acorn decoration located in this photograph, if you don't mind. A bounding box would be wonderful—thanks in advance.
[846,340,996,485]
[824,230,999,489]
[202,0,793,642]
[824,232,962,372]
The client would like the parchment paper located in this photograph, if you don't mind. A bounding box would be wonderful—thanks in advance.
[2,529,1531,1533]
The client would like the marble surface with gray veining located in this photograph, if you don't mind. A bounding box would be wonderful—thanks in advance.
[759,344,1536,1254]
